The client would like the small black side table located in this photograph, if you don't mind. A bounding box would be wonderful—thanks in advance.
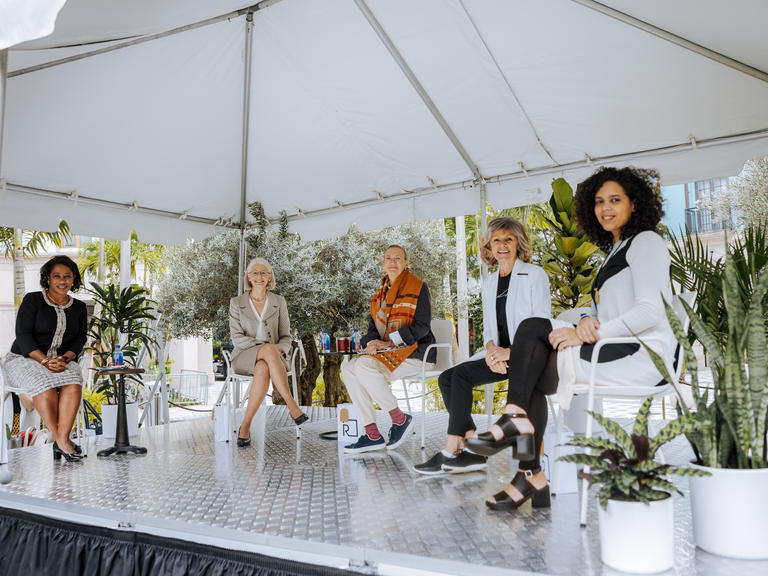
[93,366,148,457]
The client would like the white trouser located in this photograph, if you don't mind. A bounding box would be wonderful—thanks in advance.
[341,356,425,427]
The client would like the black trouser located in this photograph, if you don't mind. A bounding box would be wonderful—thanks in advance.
[437,317,558,471]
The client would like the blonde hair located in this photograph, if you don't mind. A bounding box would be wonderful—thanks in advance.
[244,257,276,290]
[384,244,409,263]
[479,217,532,265]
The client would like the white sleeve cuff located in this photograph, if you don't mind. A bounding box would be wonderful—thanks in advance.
[389,331,404,346]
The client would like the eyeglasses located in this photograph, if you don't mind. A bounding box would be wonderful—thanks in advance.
[384,256,404,263]
[247,271,271,277]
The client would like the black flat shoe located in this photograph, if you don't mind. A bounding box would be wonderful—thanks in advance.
[465,412,535,460]
[293,412,308,426]
[236,436,251,448]
[486,468,551,511]
[52,441,84,462]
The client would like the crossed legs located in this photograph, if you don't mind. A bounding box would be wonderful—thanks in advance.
[238,343,304,440]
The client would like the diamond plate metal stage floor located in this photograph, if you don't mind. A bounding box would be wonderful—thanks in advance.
[1,405,767,575]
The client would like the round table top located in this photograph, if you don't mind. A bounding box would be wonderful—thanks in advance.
[91,366,145,375]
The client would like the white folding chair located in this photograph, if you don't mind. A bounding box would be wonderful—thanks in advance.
[572,291,696,526]
[397,319,455,448]
[219,341,306,440]
[0,361,19,484]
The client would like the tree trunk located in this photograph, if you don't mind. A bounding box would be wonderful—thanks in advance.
[299,333,321,405]
[323,356,349,407]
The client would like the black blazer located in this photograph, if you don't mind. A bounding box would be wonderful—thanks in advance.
[11,292,88,358]
[361,283,437,363]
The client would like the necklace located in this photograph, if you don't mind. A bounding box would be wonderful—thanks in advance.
[46,290,69,306]
[249,293,266,304]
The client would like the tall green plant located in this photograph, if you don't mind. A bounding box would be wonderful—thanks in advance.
[670,223,768,346]
[559,397,707,509]
[541,178,602,314]
[649,254,768,469]
[87,283,157,403]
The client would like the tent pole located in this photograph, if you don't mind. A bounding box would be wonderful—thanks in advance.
[479,181,488,281]
[237,11,255,296]
[455,215,470,362]
[354,0,483,182]
[0,49,7,179]
[572,0,768,84]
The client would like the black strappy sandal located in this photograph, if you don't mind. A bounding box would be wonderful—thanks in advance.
[486,468,551,511]
[464,412,535,460]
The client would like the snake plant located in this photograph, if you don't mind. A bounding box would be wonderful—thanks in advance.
[559,397,708,509]
[648,252,768,469]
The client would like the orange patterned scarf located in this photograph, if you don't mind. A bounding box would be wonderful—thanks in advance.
[370,269,422,371]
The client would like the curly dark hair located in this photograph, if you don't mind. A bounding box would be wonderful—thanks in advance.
[574,166,664,253]
[40,255,83,292]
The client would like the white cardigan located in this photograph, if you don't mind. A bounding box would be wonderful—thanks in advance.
[481,259,551,349]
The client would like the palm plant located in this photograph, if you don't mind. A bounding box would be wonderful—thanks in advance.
[559,397,707,509]
[649,251,768,469]
[87,282,157,403]
[540,178,602,314]
[670,223,768,346]
[78,230,165,290]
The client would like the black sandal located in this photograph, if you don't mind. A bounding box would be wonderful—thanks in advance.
[293,412,308,426]
[486,468,551,511]
[464,412,535,460]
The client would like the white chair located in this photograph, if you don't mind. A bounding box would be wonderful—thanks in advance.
[219,341,306,439]
[572,291,696,526]
[397,319,455,448]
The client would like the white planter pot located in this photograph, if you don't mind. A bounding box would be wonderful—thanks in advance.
[598,495,674,573]
[689,463,768,559]
[101,403,139,439]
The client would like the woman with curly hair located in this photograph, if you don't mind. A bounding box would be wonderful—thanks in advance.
[3,255,88,462]
[413,217,550,475]
[467,166,674,511]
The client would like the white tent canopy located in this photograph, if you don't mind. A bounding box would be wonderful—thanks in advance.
[1,0,768,244]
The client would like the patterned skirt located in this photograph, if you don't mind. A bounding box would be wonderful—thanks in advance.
[3,352,84,396]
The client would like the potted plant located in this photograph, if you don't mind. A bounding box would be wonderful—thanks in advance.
[86,282,157,438]
[559,397,707,573]
[649,247,768,559]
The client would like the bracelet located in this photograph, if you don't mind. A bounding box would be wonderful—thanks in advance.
[40,358,50,366]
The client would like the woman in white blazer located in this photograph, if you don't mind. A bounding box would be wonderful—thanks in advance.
[229,257,307,447]
[414,217,550,475]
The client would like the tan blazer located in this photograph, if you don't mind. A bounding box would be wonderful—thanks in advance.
[229,292,292,362]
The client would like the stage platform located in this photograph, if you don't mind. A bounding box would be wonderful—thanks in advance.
[1,404,767,575]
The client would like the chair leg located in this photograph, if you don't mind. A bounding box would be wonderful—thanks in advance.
[421,379,426,448]
[580,390,596,527]
[485,383,493,428]
[551,398,563,496]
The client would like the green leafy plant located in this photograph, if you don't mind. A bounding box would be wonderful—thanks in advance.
[541,178,602,315]
[87,282,157,404]
[559,397,708,509]
[649,251,768,469]
[670,223,768,347]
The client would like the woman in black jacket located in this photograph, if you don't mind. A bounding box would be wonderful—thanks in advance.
[4,256,87,462]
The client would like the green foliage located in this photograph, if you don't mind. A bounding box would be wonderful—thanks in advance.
[670,224,768,347]
[87,282,157,403]
[663,226,768,469]
[0,221,71,259]
[77,230,165,289]
[559,397,708,509]
[540,178,602,315]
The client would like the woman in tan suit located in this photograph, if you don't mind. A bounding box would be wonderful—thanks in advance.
[229,257,308,447]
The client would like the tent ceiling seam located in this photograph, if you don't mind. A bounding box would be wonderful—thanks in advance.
[353,0,484,183]
[3,182,238,230]
[7,1,285,78]
[274,127,768,224]
[458,0,558,166]
[571,0,768,85]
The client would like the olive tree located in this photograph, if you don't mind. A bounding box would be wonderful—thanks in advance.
[156,220,453,407]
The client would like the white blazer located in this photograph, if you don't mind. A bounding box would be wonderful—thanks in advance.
[481,259,551,349]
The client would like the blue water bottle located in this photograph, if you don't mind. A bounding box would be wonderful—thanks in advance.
[352,329,361,353]
[320,330,330,353]
[113,344,123,366]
